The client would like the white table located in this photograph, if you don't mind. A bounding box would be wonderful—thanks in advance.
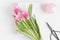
[0,0,60,40]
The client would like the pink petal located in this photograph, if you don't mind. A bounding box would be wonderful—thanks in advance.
[14,7,22,15]
[23,12,30,19]
[42,3,56,13]
[15,15,22,22]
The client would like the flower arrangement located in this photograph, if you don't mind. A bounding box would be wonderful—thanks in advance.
[13,4,42,40]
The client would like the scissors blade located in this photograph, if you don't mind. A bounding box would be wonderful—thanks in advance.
[46,22,53,31]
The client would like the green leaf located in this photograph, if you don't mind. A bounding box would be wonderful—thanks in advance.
[28,4,32,15]
[34,19,41,38]
[15,22,25,32]
[15,22,37,40]
[16,29,36,40]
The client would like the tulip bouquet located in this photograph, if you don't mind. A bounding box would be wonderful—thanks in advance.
[13,4,42,40]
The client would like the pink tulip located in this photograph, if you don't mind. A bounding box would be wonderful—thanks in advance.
[15,15,22,22]
[14,7,30,22]
[42,3,56,13]
[14,7,21,15]
[23,12,30,19]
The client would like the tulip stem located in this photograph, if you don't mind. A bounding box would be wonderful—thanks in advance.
[21,21,38,40]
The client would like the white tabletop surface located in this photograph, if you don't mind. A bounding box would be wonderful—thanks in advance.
[0,0,60,40]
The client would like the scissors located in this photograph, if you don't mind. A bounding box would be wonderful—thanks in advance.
[46,22,60,40]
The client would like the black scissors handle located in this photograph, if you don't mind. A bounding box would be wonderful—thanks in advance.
[51,30,59,40]
[46,22,60,40]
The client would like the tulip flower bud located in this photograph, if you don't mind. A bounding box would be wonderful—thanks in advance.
[23,12,30,19]
[14,7,21,15]
[15,15,22,22]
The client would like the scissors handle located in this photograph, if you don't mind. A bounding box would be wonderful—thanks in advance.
[51,30,59,40]
[46,22,60,40]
